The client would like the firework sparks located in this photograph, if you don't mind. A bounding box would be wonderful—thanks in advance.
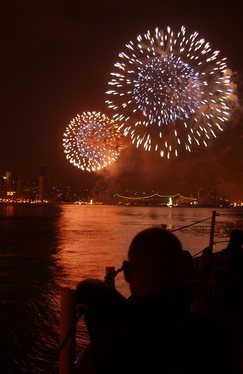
[106,26,235,158]
[63,111,122,172]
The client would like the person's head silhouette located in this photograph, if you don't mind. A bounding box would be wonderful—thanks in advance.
[229,229,243,247]
[123,227,184,297]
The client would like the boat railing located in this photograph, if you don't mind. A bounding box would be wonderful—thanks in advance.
[58,209,243,373]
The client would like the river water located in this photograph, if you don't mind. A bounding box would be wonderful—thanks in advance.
[0,203,242,373]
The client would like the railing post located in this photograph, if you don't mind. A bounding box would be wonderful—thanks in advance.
[209,210,217,251]
[59,287,76,374]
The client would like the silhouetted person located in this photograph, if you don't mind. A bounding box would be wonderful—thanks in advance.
[75,279,126,373]
[198,245,214,279]
[229,228,243,247]
[122,228,238,374]
[192,265,243,312]
[208,266,243,314]
[197,229,243,281]
[190,230,243,372]
[75,227,239,374]
[179,249,205,304]
[219,229,243,278]
[123,227,184,297]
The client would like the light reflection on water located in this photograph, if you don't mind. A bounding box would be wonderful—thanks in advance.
[0,203,242,373]
[56,205,243,293]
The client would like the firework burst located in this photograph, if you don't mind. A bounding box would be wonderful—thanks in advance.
[106,26,235,158]
[63,111,123,172]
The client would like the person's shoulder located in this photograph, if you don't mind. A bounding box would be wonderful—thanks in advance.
[76,278,126,308]
[213,248,227,258]
[212,248,229,265]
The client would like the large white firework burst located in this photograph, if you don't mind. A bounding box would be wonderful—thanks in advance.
[106,26,235,158]
[63,111,122,172]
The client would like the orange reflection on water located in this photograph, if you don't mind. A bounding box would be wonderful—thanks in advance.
[55,204,243,297]
[55,205,131,296]
[1,204,15,216]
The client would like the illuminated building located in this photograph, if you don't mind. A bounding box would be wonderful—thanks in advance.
[38,164,48,202]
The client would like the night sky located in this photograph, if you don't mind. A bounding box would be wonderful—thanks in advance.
[1,0,243,200]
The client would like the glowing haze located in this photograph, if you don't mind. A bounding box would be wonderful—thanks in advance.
[63,111,123,172]
[106,26,235,159]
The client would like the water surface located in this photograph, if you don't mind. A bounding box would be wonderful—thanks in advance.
[0,204,242,373]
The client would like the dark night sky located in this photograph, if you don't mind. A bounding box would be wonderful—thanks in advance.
[1,0,243,200]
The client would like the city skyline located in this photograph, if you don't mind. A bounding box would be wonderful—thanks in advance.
[1,167,241,208]
[1,1,243,200]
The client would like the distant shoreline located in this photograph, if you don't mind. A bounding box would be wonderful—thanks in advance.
[0,201,242,209]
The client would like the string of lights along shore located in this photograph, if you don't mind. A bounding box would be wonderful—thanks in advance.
[63,25,237,172]
[106,25,236,159]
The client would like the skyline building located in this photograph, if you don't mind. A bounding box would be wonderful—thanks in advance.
[38,164,48,202]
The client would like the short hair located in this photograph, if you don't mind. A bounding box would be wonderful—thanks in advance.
[229,229,243,245]
[128,227,182,258]
[127,227,183,288]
